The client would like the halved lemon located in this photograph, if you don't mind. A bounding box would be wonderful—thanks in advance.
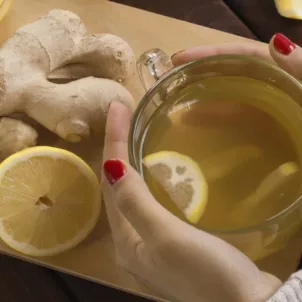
[275,0,302,19]
[143,151,208,224]
[0,146,101,257]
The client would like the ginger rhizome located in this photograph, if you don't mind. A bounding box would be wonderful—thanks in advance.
[0,9,136,159]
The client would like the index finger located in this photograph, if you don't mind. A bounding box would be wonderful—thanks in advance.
[103,101,132,163]
[102,103,178,241]
[172,42,272,66]
[102,101,139,249]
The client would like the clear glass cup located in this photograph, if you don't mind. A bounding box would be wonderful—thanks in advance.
[129,49,302,261]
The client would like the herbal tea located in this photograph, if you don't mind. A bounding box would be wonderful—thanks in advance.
[141,76,302,231]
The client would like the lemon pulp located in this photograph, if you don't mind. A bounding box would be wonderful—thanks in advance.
[0,146,101,257]
[275,0,302,19]
[143,151,208,224]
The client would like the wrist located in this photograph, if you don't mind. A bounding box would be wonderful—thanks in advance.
[266,270,302,302]
[239,272,282,302]
[257,272,282,301]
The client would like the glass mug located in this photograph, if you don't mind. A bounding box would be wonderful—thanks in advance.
[128,49,302,261]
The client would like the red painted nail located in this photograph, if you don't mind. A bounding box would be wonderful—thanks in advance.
[103,159,126,185]
[273,33,296,55]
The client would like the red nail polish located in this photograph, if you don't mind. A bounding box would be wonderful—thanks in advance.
[273,33,296,55]
[103,159,126,185]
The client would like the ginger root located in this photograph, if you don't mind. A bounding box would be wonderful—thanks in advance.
[0,117,37,160]
[0,9,136,158]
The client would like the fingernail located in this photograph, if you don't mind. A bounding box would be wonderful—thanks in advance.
[171,49,185,60]
[103,159,126,185]
[273,33,296,55]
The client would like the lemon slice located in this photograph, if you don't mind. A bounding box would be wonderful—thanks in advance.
[0,146,101,257]
[230,161,299,225]
[143,151,208,224]
[275,0,302,19]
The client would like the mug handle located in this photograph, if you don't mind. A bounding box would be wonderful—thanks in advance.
[137,48,173,91]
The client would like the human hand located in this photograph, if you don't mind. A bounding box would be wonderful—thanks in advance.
[101,101,281,302]
[170,33,300,136]
[172,33,298,76]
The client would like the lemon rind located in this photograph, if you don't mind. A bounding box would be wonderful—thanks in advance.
[143,151,208,224]
[275,0,302,19]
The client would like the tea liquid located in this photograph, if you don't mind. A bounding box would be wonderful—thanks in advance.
[142,76,302,230]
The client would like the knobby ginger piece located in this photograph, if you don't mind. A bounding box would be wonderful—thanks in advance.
[0,9,136,158]
[0,117,37,160]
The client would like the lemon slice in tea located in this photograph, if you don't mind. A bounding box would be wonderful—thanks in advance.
[0,146,101,257]
[143,151,208,224]
[230,161,299,226]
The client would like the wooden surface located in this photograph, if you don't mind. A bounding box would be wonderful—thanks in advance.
[0,0,301,302]
[111,0,258,40]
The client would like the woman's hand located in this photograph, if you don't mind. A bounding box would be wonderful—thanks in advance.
[171,34,301,131]
[101,101,281,302]
[172,33,299,78]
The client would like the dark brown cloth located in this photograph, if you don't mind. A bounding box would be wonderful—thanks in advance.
[224,0,302,43]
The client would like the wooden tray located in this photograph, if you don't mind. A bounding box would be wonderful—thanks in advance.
[0,1,301,301]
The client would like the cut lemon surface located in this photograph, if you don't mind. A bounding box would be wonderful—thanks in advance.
[0,146,101,257]
[143,151,208,224]
[275,0,302,19]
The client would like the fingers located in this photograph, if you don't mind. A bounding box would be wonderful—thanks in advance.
[178,101,267,127]
[269,33,302,80]
[102,102,175,245]
[170,42,271,128]
[103,101,131,163]
[172,42,272,66]
[102,101,139,249]
[103,158,175,240]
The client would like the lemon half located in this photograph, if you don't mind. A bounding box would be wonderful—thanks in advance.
[0,146,101,257]
[143,151,208,224]
[275,0,302,19]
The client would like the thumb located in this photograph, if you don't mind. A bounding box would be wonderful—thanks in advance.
[103,159,176,240]
[269,33,302,80]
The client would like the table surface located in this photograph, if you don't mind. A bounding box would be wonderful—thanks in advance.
[0,0,301,301]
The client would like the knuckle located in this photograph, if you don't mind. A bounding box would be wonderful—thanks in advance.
[133,239,144,260]
[116,188,137,216]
